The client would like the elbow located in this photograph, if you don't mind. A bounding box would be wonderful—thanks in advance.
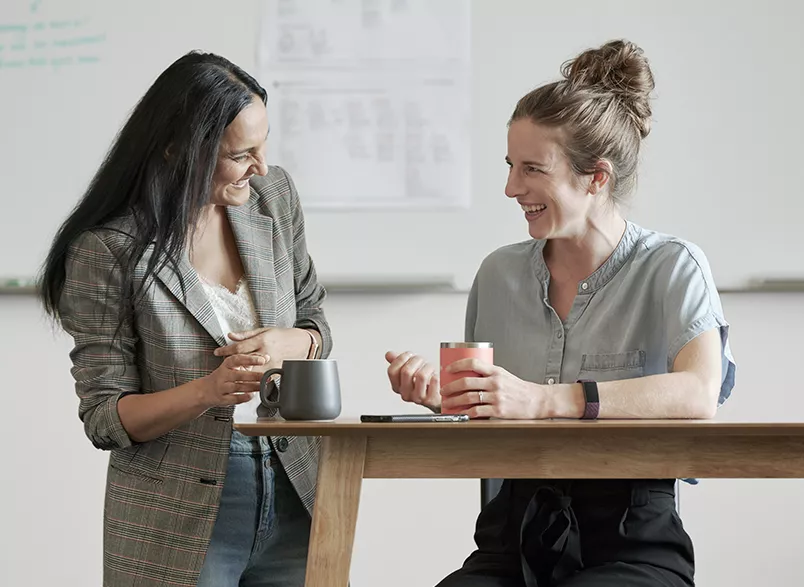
[689,381,720,420]
[83,418,125,451]
[87,436,118,452]
[691,402,718,420]
[79,395,134,451]
[84,423,121,451]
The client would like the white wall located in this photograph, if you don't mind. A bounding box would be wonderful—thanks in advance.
[4,0,803,290]
[2,291,804,586]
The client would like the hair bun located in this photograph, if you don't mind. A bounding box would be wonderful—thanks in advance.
[561,40,655,138]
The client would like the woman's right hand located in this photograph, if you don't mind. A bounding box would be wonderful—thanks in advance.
[197,354,267,409]
[385,351,441,411]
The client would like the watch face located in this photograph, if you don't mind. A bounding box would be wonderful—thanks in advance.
[578,380,599,420]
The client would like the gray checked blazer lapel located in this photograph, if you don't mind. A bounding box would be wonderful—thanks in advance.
[154,191,277,342]
[155,252,227,346]
[227,197,277,328]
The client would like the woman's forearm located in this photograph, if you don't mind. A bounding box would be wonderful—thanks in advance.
[118,328,322,443]
[117,380,209,443]
[549,371,720,420]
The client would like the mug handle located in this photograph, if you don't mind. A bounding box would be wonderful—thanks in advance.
[259,368,284,409]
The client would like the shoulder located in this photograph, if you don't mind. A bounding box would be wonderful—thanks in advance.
[248,166,298,214]
[636,229,710,282]
[633,227,715,286]
[68,218,138,265]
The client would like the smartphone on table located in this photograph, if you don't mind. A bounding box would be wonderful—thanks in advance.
[360,414,469,423]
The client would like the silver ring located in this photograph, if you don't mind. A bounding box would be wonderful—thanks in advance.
[478,390,485,404]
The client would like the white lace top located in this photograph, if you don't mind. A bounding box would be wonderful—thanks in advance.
[200,276,262,421]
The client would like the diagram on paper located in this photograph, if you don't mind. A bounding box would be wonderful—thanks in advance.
[257,0,471,209]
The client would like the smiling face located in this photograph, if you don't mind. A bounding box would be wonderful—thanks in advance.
[505,119,602,240]
[209,96,270,207]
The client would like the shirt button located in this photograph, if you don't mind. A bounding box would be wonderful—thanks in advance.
[581,282,589,291]
[557,332,563,339]
[276,437,289,452]
[547,378,555,385]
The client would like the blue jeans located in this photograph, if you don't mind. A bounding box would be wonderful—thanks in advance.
[197,431,311,587]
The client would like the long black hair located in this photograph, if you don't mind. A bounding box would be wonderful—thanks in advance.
[39,51,267,325]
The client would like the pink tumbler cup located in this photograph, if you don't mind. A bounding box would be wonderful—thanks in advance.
[439,342,494,415]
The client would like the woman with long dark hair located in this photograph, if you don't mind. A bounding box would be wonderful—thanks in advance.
[40,51,331,586]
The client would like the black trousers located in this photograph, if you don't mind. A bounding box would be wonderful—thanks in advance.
[438,479,695,587]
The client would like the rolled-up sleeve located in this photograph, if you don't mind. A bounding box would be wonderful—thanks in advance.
[282,169,333,358]
[661,243,736,405]
[59,230,139,450]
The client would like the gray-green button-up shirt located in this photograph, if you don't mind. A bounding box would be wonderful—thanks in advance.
[466,221,736,407]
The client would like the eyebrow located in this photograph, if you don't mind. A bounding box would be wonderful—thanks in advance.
[505,156,547,167]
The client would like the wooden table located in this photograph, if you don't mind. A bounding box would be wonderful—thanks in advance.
[234,418,804,587]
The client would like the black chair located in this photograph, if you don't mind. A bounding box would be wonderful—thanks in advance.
[480,478,504,508]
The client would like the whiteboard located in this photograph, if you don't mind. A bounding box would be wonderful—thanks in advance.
[1,0,802,290]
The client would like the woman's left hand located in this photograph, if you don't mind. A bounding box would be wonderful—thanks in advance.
[213,327,310,369]
[440,358,553,419]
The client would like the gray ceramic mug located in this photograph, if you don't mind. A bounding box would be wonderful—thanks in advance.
[259,359,342,420]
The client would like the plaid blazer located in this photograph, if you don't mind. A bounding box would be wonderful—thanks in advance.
[59,166,333,586]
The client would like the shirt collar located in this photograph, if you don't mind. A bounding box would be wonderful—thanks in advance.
[532,221,643,294]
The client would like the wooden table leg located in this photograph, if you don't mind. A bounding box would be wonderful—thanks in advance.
[305,435,367,587]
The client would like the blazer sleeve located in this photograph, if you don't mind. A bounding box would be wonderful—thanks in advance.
[59,230,139,450]
[281,168,334,358]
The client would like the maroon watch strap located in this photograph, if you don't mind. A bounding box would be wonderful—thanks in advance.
[577,379,600,420]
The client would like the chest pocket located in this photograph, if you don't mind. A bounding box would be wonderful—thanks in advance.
[578,349,646,382]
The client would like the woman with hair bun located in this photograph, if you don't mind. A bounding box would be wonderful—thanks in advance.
[385,40,736,586]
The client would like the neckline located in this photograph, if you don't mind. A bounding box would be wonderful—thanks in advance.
[198,274,247,296]
[532,221,643,294]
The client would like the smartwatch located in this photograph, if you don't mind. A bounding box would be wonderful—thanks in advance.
[577,379,600,420]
